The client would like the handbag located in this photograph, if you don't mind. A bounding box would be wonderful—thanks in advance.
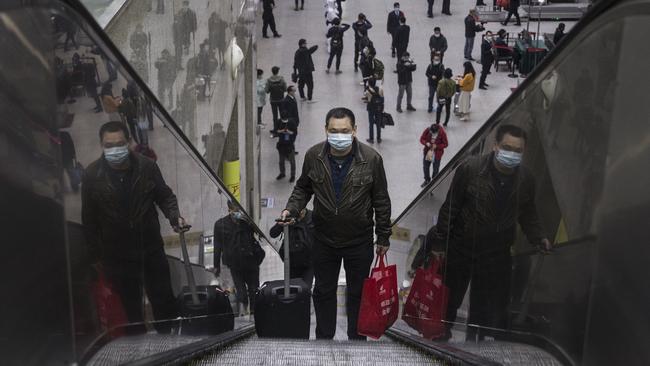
[357,255,398,339]
[381,112,394,128]
[91,268,128,339]
[291,72,298,83]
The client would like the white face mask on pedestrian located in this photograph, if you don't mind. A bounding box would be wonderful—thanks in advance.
[327,133,353,151]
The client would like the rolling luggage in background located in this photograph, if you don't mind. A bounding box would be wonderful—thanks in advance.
[255,221,311,339]
[177,228,234,335]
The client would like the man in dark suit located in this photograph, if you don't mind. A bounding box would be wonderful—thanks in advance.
[394,16,410,67]
[281,85,300,127]
[386,2,404,58]
[276,87,299,182]
[293,39,318,101]
[262,0,282,38]
[479,31,495,90]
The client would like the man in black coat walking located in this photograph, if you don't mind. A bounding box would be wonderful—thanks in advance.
[501,0,521,26]
[262,0,281,38]
[479,31,494,89]
[352,13,373,72]
[394,16,410,67]
[386,2,404,58]
[293,39,318,101]
[276,88,299,182]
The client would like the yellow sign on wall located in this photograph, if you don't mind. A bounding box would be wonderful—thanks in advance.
[223,160,241,201]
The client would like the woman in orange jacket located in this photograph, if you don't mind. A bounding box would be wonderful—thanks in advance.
[455,61,475,121]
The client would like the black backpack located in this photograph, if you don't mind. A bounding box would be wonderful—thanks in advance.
[267,79,285,101]
[278,224,313,269]
[223,225,265,269]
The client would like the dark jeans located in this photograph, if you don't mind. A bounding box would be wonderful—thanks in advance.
[104,249,178,334]
[257,106,263,125]
[270,100,282,133]
[428,84,438,111]
[436,97,451,125]
[231,266,260,312]
[427,0,435,16]
[298,73,314,100]
[278,148,296,177]
[262,14,278,36]
[444,246,512,341]
[327,47,343,71]
[442,0,451,13]
[480,62,492,86]
[353,41,362,68]
[368,109,381,141]
[504,7,521,25]
[313,240,374,340]
[295,0,304,8]
[423,157,441,181]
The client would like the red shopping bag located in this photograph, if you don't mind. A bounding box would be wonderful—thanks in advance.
[402,257,449,339]
[91,270,128,339]
[357,255,398,339]
[497,0,510,8]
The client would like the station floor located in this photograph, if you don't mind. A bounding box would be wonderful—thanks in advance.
[255,0,575,234]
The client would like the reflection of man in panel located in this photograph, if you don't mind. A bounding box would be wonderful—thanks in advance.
[82,122,187,334]
[432,124,551,341]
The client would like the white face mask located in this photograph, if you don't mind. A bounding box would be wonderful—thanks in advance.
[327,133,353,151]
[104,145,129,165]
[433,59,441,65]
[495,149,523,168]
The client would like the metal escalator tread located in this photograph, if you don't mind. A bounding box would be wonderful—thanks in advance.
[87,334,208,365]
[193,337,444,365]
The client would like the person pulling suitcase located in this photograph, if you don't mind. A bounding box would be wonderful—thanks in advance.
[255,216,311,339]
[269,208,315,287]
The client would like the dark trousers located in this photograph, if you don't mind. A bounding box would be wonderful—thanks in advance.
[353,41,362,68]
[480,62,491,86]
[230,266,260,312]
[270,101,282,133]
[427,0,435,16]
[262,14,278,36]
[423,157,441,181]
[327,47,343,71]
[368,109,381,141]
[396,46,407,63]
[313,240,374,340]
[336,0,343,17]
[444,246,512,340]
[298,73,314,100]
[257,106,263,125]
[104,249,178,334]
[428,84,438,111]
[156,0,164,14]
[436,97,451,125]
[442,0,451,13]
[390,31,397,55]
[503,7,521,25]
[295,0,304,8]
[278,147,296,176]
[87,86,102,110]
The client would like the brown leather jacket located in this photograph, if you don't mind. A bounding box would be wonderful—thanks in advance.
[286,139,392,248]
[434,153,545,254]
[82,153,180,262]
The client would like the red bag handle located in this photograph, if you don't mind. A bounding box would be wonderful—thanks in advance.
[374,253,388,269]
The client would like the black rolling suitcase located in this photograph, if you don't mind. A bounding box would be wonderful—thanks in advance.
[177,230,234,335]
[255,222,311,339]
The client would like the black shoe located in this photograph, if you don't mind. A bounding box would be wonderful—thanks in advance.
[273,33,282,38]
[427,14,433,18]
[396,107,403,113]
[294,7,299,11]
[366,138,374,144]
[289,176,295,183]
[443,12,452,15]
[484,83,490,86]
[443,122,448,127]
[515,23,521,26]
[262,35,269,38]
[276,174,285,180]
[300,5,304,10]
[294,151,299,155]
[421,180,430,188]
[407,105,416,111]
[479,85,488,90]
[501,22,507,26]
[377,138,382,144]
[428,109,433,113]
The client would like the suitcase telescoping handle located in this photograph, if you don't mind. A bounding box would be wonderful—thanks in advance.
[276,217,293,299]
[179,226,200,305]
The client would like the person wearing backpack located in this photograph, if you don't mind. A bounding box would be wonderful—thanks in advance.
[419,123,448,187]
[265,66,287,136]
[213,201,265,316]
[269,208,315,286]
[326,18,350,74]
[436,68,456,126]
[293,39,319,101]
[364,82,385,144]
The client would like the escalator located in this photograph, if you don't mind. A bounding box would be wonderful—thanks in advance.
[0,0,649,365]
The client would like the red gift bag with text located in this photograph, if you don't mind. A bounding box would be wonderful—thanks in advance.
[91,270,128,339]
[357,255,399,339]
[402,257,449,339]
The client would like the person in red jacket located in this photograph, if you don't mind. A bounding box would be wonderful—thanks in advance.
[420,123,448,187]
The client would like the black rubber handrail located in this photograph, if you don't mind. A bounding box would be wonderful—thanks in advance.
[124,324,256,366]
[385,328,502,366]
[514,234,596,257]
[391,0,618,226]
